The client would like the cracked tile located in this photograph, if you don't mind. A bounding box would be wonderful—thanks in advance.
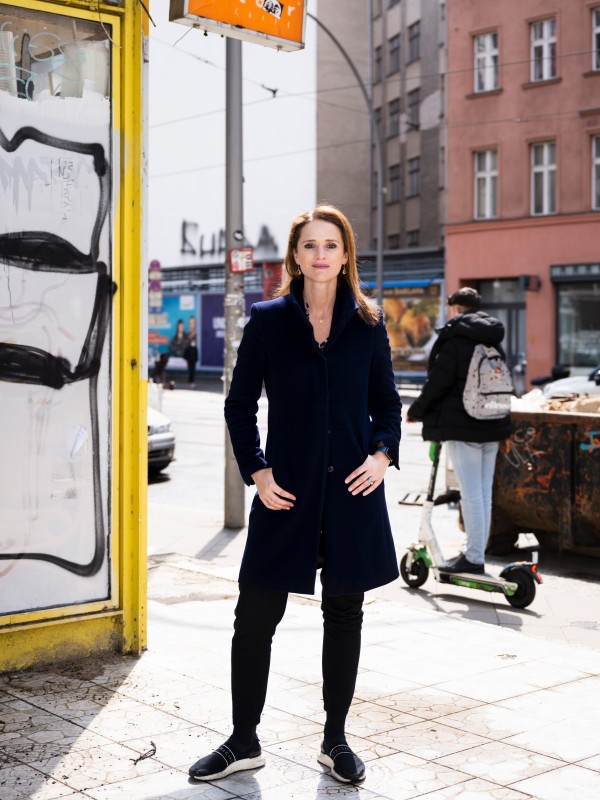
[512,764,600,800]
[437,741,566,784]
[505,719,600,762]
[0,763,78,799]
[441,704,549,739]
[203,751,318,797]
[370,720,489,761]
[415,777,531,799]
[264,731,411,771]
[125,726,229,770]
[358,752,467,799]
[27,740,167,792]
[84,767,234,798]
[370,687,482,720]
[343,701,421,738]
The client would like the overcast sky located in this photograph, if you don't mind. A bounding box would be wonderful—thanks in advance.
[148,0,318,268]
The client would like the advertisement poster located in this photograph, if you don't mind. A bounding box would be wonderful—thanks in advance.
[201,292,262,369]
[148,294,199,369]
[382,281,444,376]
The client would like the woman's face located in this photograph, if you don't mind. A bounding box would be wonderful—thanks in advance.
[294,219,347,287]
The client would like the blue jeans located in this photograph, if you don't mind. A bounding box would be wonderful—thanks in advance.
[446,440,499,565]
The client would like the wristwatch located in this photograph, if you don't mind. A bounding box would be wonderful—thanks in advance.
[373,441,393,465]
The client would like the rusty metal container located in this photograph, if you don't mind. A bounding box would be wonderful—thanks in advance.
[490,410,600,556]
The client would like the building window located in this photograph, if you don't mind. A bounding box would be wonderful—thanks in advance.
[407,157,420,197]
[474,149,498,219]
[388,234,400,249]
[531,142,556,215]
[374,106,382,137]
[407,230,420,247]
[388,34,401,74]
[530,18,557,82]
[593,8,600,70]
[593,136,600,210]
[474,32,499,92]
[408,22,421,63]
[388,0,400,7]
[387,98,400,137]
[374,46,383,83]
[388,164,400,203]
[373,0,382,17]
[557,281,600,367]
[407,88,420,130]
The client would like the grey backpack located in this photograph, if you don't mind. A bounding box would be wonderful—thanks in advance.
[463,344,513,420]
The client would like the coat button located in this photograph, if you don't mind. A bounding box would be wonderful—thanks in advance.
[328,466,334,473]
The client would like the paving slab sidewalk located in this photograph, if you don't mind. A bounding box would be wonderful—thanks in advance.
[2,556,600,800]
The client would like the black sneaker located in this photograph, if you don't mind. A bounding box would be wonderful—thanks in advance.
[442,554,484,574]
[318,741,366,784]
[189,740,265,781]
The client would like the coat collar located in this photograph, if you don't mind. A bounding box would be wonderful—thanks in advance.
[287,277,359,351]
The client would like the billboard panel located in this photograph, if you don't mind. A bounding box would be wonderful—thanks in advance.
[169,0,307,51]
[381,281,444,377]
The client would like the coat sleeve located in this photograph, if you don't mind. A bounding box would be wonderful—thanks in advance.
[224,305,269,485]
[408,339,459,420]
[368,319,402,469]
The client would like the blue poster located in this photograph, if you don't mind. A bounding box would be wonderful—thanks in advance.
[148,293,199,370]
[201,292,262,368]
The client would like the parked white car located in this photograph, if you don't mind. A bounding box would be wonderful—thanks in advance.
[542,365,600,399]
[147,406,175,473]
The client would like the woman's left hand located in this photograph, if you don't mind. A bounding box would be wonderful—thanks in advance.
[345,452,389,496]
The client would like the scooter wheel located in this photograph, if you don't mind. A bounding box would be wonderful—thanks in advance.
[502,567,536,609]
[400,553,429,588]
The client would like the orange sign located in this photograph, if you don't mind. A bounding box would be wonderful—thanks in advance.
[170,0,306,51]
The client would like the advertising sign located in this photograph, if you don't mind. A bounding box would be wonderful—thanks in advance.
[229,247,254,273]
[169,0,307,51]
[381,281,444,376]
[201,292,262,368]
[148,294,199,369]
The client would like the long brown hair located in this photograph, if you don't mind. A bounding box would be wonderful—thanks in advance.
[274,204,380,326]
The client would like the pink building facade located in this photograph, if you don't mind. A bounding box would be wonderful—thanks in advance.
[446,0,600,386]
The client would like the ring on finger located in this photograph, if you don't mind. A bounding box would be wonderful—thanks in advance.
[367,476,375,485]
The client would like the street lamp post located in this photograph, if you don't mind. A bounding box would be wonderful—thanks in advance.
[307,11,384,304]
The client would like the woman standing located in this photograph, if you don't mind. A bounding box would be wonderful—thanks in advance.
[189,205,401,785]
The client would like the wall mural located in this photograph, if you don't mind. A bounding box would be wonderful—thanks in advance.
[0,7,113,614]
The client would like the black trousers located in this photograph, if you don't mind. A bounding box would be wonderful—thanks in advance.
[231,576,364,742]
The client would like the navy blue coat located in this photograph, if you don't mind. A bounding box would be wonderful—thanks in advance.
[224,279,401,596]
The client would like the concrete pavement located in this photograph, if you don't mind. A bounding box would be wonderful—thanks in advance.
[1,384,600,799]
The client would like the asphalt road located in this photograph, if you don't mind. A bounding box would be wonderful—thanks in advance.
[148,377,600,651]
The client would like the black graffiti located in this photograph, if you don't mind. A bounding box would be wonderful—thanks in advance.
[0,124,112,577]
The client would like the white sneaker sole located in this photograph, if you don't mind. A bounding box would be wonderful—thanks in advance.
[318,752,366,784]
[190,755,265,782]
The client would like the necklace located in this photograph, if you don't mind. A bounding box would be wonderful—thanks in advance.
[303,299,329,350]
[304,299,330,324]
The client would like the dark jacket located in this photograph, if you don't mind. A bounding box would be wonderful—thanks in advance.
[407,310,512,443]
[224,278,401,596]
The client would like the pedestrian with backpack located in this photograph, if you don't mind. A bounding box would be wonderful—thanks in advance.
[407,287,513,574]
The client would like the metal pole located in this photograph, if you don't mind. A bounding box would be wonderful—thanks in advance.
[307,11,384,304]
[224,38,245,529]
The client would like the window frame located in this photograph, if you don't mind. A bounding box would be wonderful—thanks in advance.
[388,163,400,203]
[407,156,421,198]
[374,45,383,83]
[388,34,401,75]
[530,141,557,216]
[407,230,420,247]
[593,135,600,210]
[387,97,400,138]
[530,18,557,82]
[407,88,420,130]
[473,31,499,93]
[593,7,600,71]
[408,21,421,64]
[473,149,498,220]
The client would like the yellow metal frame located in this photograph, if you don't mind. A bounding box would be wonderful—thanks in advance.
[0,0,147,670]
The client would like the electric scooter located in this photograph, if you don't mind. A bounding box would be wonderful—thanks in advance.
[399,442,542,609]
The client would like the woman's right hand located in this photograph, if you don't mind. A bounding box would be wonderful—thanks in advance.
[251,468,296,511]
